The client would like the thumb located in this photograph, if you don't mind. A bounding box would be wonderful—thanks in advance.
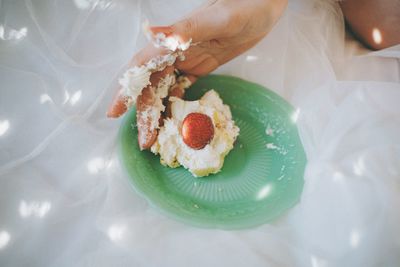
[150,8,229,44]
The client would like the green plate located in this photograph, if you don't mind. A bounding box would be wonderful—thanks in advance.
[118,75,306,229]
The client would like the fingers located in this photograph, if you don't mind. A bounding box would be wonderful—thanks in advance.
[107,90,128,118]
[180,56,219,76]
[136,66,175,149]
[109,1,223,119]
[186,74,197,84]
[106,65,173,118]
[174,51,210,70]
[168,75,197,98]
[108,1,225,118]
[106,44,173,118]
[169,74,197,98]
[149,66,175,85]
[176,36,263,77]
[136,86,158,150]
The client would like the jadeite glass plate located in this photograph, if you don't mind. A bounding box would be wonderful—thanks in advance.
[118,75,306,229]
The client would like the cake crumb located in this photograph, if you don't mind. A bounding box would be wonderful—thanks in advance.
[265,125,274,136]
[266,143,278,149]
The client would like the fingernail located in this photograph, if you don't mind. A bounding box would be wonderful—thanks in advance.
[149,26,173,35]
[106,107,117,118]
[106,100,124,118]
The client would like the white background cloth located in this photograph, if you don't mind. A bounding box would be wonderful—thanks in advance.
[0,0,399,266]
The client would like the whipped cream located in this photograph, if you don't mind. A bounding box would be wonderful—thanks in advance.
[118,22,192,107]
[151,90,240,177]
[118,54,178,107]
[142,20,192,51]
[136,74,176,148]
[151,73,176,128]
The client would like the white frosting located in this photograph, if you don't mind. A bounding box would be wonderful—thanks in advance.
[118,54,178,106]
[152,32,191,51]
[135,74,176,147]
[152,74,176,129]
[155,74,176,99]
[151,90,240,177]
[142,20,192,51]
[118,21,192,107]
[118,66,151,104]
[171,76,192,91]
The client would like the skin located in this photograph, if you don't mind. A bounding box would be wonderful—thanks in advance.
[340,0,400,50]
[107,0,288,119]
[107,0,288,149]
[107,0,400,149]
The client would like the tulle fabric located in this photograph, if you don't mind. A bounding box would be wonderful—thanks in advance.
[0,0,399,266]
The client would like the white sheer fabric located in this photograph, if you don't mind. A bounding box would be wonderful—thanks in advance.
[0,0,399,266]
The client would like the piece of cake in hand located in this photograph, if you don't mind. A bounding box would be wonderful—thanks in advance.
[151,90,240,177]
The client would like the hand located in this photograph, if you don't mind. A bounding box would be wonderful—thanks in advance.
[107,0,287,118]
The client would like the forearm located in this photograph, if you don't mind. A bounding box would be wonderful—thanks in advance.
[340,0,400,50]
